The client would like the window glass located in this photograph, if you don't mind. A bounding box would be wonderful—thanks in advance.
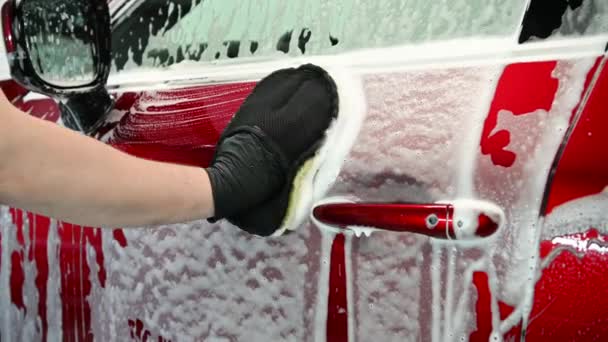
[112,0,529,71]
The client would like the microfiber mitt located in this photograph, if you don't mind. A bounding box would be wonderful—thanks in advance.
[207,63,366,237]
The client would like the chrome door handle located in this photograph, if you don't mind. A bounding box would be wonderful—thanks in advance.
[312,200,504,240]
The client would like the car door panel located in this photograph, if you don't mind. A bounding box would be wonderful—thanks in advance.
[2,0,608,341]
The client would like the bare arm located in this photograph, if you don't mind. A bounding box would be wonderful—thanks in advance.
[0,91,215,227]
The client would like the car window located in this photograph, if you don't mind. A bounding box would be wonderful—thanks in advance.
[519,0,608,43]
[112,0,530,71]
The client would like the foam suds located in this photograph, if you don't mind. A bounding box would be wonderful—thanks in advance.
[19,214,41,342]
[542,190,608,239]
[318,65,503,340]
[45,220,63,342]
[272,64,367,236]
[313,229,333,342]
[0,209,50,341]
[307,57,597,341]
[96,219,322,341]
[0,207,16,341]
[106,35,608,94]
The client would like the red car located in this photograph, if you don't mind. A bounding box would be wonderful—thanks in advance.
[1,0,607,341]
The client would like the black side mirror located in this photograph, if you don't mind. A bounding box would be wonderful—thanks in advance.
[2,0,113,135]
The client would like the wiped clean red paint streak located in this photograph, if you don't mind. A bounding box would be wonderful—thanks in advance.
[113,229,128,248]
[470,272,494,341]
[544,57,608,214]
[327,234,348,342]
[8,209,25,310]
[6,211,52,341]
[30,213,51,342]
[110,83,256,148]
[58,224,106,342]
[527,229,608,341]
[10,250,25,309]
[480,61,559,167]
[470,272,521,342]
[114,92,140,111]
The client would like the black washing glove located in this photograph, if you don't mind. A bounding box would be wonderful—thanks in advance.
[206,63,338,236]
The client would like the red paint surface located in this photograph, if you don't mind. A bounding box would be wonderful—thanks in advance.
[544,57,608,213]
[110,84,255,147]
[327,234,348,342]
[58,224,106,342]
[527,56,608,341]
[10,249,25,309]
[113,229,128,248]
[470,272,522,342]
[527,229,608,341]
[480,61,559,167]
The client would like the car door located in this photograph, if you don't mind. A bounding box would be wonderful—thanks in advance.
[1,0,607,341]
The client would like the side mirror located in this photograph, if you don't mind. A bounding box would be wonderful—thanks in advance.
[2,0,113,135]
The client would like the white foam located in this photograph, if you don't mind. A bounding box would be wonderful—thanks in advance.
[313,228,334,342]
[542,190,608,239]
[107,35,608,93]
[0,207,16,341]
[98,219,319,341]
[271,64,367,236]
[46,220,63,342]
[450,199,506,241]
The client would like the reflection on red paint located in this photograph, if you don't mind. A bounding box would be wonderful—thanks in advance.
[481,61,559,167]
[528,229,608,341]
[327,234,348,342]
[544,57,608,214]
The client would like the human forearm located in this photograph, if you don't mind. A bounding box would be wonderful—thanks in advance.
[0,106,215,227]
